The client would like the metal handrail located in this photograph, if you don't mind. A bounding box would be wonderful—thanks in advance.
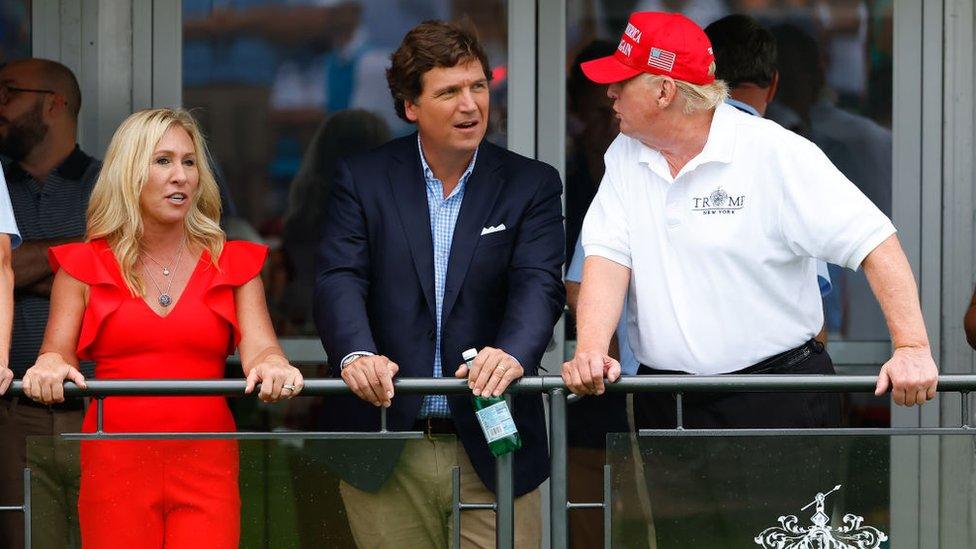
[7,373,976,397]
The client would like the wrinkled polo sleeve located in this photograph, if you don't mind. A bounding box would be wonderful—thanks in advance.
[581,160,632,269]
[776,137,896,271]
[203,240,269,352]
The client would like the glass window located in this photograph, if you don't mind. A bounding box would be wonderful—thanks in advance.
[182,0,509,339]
[0,0,31,63]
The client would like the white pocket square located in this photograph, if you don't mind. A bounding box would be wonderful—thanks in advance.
[480,224,507,236]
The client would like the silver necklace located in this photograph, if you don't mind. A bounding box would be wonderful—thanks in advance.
[142,241,184,277]
[142,242,186,307]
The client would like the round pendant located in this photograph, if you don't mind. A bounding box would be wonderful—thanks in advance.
[158,294,172,307]
[162,268,170,276]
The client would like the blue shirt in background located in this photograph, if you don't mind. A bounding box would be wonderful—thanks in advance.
[566,235,639,375]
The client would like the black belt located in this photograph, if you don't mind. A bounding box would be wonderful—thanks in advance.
[736,338,822,374]
[641,338,822,375]
[1,394,85,411]
[412,417,457,436]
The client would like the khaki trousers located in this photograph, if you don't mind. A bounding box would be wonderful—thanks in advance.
[339,437,541,548]
[0,398,83,549]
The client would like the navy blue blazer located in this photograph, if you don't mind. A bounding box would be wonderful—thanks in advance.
[314,134,565,497]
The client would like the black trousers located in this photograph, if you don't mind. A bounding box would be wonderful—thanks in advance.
[634,339,842,430]
[631,341,847,548]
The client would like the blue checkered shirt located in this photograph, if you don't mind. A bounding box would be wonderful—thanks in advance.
[418,136,478,418]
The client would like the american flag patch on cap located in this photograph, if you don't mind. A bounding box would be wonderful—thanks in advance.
[648,47,676,72]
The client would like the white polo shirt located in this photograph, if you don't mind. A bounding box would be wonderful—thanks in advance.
[0,168,21,248]
[581,102,895,374]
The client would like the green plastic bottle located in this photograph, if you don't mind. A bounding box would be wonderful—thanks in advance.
[464,348,523,457]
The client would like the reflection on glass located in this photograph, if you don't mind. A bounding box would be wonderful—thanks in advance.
[182,0,509,338]
[567,0,893,342]
[0,0,30,63]
[240,437,420,547]
[278,110,390,336]
[15,434,81,548]
[608,434,901,548]
[26,435,418,548]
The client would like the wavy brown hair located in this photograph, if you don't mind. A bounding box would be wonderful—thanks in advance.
[386,20,492,122]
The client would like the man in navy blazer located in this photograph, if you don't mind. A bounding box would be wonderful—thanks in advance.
[314,21,564,548]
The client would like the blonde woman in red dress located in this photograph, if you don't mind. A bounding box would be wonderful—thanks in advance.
[21,108,303,548]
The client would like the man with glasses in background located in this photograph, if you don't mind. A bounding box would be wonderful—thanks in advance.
[0,58,100,549]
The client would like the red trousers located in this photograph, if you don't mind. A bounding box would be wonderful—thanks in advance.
[78,440,239,549]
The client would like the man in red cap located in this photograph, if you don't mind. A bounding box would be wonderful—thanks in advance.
[562,11,937,427]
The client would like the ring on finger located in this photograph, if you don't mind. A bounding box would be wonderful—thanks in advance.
[282,384,296,392]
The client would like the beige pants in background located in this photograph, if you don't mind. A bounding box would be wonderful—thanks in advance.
[340,436,541,548]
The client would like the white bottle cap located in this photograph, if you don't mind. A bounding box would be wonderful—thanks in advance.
[462,348,478,362]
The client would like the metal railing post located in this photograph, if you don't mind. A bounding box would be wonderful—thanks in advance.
[603,464,612,549]
[23,468,31,549]
[495,394,515,549]
[452,466,462,549]
[962,391,970,428]
[549,388,568,549]
[675,392,684,429]
[95,397,104,433]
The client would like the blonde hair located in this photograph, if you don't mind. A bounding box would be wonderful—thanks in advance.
[649,62,730,114]
[86,108,224,297]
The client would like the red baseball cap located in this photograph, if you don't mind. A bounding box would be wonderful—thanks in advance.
[581,12,716,85]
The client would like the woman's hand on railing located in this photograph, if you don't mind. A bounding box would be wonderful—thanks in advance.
[22,352,87,404]
[244,354,304,403]
[875,345,939,406]
[562,351,620,396]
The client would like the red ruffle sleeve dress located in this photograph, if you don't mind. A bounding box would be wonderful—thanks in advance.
[49,238,267,549]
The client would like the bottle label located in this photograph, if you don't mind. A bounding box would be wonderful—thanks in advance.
[475,401,518,444]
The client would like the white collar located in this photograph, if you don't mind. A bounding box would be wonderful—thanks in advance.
[637,102,738,180]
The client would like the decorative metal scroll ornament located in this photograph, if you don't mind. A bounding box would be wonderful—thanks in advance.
[754,485,888,549]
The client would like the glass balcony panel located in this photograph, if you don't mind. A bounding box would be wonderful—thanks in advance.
[26,434,450,548]
[607,433,947,548]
